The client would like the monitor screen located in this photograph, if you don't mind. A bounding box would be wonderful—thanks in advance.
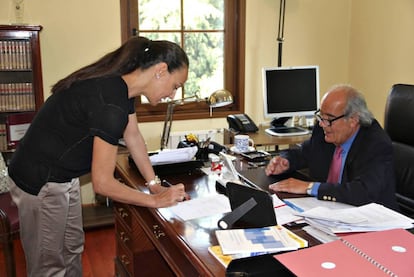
[262,65,320,120]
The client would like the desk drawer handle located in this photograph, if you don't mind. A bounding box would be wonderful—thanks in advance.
[119,231,130,243]
[152,224,165,239]
[117,207,129,218]
[120,255,130,266]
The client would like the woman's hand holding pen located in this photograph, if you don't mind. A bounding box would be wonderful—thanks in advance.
[163,180,191,201]
[150,180,190,208]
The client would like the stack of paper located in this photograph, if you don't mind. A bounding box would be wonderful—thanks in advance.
[215,225,308,256]
[302,225,339,243]
[149,146,198,165]
[272,196,354,226]
[296,203,414,234]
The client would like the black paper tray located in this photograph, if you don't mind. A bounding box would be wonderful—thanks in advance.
[128,155,204,176]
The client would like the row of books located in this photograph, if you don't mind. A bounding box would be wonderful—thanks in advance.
[0,125,8,151]
[0,83,35,112]
[0,40,32,70]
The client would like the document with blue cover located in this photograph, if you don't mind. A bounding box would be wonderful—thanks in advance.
[215,225,308,255]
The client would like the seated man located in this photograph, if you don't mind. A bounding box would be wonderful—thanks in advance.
[265,84,399,210]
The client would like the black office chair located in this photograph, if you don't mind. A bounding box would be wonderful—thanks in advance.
[384,84,414,218]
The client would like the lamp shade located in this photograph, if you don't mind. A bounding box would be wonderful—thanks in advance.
[207,89,233,108]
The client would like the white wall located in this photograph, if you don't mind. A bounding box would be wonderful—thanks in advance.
[245,0,352,125]
[348,0,414,120]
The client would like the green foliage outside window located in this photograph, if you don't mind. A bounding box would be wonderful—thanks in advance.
[138,0,224,101]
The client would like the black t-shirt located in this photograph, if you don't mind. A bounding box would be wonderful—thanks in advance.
[8,77,135,195]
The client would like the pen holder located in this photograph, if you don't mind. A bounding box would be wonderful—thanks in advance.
[195,147,209,161]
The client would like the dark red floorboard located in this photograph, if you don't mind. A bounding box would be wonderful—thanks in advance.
[0,226,115,277]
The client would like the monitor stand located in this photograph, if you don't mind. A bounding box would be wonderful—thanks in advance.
[271,117,290,127]
[266,117,309,137]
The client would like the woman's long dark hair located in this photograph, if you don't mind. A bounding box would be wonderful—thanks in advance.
[51,36,189,93]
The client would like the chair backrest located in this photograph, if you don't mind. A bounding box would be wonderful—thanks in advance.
[384,84,414,217]
[384,84,414,145]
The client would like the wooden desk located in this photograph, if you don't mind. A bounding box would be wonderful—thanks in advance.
[224,125,311,149]
[113,154,319,276]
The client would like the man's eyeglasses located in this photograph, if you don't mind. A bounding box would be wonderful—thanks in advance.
[314,109,347,127]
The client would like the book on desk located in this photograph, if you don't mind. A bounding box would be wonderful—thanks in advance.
[210,225,308,268]
[216,225,308,256]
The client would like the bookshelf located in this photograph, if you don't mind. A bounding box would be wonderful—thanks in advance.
[0,25,44,152]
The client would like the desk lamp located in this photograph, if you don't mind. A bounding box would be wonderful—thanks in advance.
[160,89,233,150]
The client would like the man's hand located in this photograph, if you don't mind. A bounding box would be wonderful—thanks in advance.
[265,156,290,176]
[268,178,309,194]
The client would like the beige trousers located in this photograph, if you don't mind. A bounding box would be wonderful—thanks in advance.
[9,177,84,277]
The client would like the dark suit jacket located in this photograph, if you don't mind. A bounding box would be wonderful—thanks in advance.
[282,120,399,210]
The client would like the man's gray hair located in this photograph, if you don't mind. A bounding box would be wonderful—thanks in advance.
[330,84,374,126]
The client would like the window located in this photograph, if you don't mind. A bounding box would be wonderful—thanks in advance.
[120,0,245,122]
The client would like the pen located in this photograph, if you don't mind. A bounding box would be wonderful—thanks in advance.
[283,200,304,213]
[163,179,190,201]
[162,179,173,187]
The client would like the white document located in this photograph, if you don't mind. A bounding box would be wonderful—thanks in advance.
[271,196,353,226]
[274,205,304,226]
[149,146,198,165]
[298,203,414,233]
[271,194,303,225]
[9,123,30,141]
[166,193,231,221]
[285,197,354,211]
[296,206,367,224]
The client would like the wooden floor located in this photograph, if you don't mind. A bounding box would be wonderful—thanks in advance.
[0,226,116,277]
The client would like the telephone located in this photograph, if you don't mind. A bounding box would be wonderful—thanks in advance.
[227,114,259,133]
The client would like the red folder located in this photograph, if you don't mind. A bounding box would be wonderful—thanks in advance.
[275,228,414,276]
[343,228,414,277]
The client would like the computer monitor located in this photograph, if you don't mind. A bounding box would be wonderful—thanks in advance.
[262,65,320,136]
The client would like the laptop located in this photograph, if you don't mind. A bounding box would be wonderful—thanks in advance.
[218,153,311,192]
[218,153,291,191]
[238,166,312,191]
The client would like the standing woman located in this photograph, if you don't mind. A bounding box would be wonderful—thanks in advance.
[8,36,189,276]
